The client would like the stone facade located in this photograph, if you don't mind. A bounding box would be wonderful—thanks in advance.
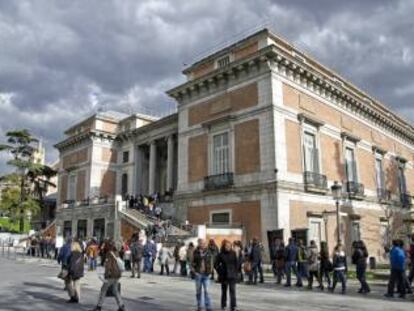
[54,29,414,261]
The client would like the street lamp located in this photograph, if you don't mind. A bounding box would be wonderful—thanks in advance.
[331,181,342,245]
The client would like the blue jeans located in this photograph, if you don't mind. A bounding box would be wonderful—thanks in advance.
[195,273,211,310]
[89,257,97,270]
[143,256,152,272]
[333,270,346,293]
[286,261,300,286]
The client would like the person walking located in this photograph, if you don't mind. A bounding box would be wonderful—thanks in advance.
[91,241,126,311]
[158,243,172,276]
[232,241,244,283]
[143,240,153,273]
[352,240,370,294]
[407,234,414,285]
[57,237,72,290]
[192,239,213,311]
[172,242,181,275]
[385,239,407,298]
[319,241,332,290]
[66,241,84,304]
[284,238,299,287]
[330,244,347,294]
[215,240,239,311]
[187,242,196,279]
[208,239,219,281]
[130,234,144,278]
[307,240,321,290]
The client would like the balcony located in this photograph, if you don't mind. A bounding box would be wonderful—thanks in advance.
[400,193,412,208]
[346,181,365,199]
[304,171,328,194]
[204,173,234,191]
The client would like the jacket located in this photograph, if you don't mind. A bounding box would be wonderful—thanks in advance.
[333,251,347,271]
[68,251,84,280]
[104,251,122,279]
[192,247,212,275]
[57,243,72,268]
[352,248,368,268]
[130,240,144,260]
[249,243,262,264]
[390,246,405,271]
[285,243,298,262]
[215,249,239,282]
[158,247,172,265]
[86,244,99,258]
[178,246,187,261]
[307,245,319,271]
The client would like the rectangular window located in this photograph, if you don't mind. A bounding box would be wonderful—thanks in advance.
[309,219,322,246]
[345,147,357,182]
[398,165,407,195]
[375,157,385,191]
[213,132,230,175]
[123,151,129,163]
[217,56,230,69]
[303,132,319,173]
[350,221,361,243]
[67,173,76,201]
[211,212,230,225]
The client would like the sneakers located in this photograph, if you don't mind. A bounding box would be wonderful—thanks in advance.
[66,297,78,304]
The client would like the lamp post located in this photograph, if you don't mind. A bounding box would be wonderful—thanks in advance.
[322,211,329,243]
[331,181,343,245]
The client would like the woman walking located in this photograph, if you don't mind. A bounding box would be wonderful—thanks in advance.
[66,241,84,303]
[307,240,321,290]
[330,244,347,294]
[91,241,126,311]
[352,240,370,294]
[215,240,239,311]
[319,241,332,290]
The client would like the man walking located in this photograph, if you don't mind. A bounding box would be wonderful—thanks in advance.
[385,239,406,298]
[130,234,144,278]
[192,239,212,311]
[285,238,299,287]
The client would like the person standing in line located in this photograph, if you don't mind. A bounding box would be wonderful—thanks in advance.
[91,241,126,311]
[192,239,213,311]
[57,238,72,290]
[65,241,85,304]
[296,239,308,287]
[130,234,144,278]
[215,240,239,311]
[172,242,181,275]
[319,241,332,290]
[330,244,347,294]
[284,238,299,287]
[352,240,370,294]
[407,234,414,285]
[187,242,196,279]
[179,242,188,276]
[307,240,321,290]
[158,243,172,276]
[232,241,244,283]
[143,239,153,273]
[86,239,99,271]
[248,237,263,284]
[385,239,407,298]
[207,239,219,281]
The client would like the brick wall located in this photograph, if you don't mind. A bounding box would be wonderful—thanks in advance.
[187,201,261,242]
[188,134,208,182]
[234,41,258,61]
[285,120,302,174]
[235,119,261,174]
[320,133,345,181]
[59,174,68,203]
[62,147,89,170]
[100,170,116,196]
[76,170,86,201]
[120,220,140,242]
[188,83,258,126]
[101,147,117,163]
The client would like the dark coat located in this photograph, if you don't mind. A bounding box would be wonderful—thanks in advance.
[130,240,144,260]
[215,249,239,282]
[192,247,212,275]
[68,251,84,280]
[352,247,368,268]
[249,243,262,264]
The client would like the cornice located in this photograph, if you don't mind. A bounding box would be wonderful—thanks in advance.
[54,130,116,151]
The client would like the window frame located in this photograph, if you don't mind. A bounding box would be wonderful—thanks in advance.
[300,121,323,175]
[67,172,77,201]
[122,150,130,163]
[209,209,232,226]
[208,127,233,176]
[344,144,359,183]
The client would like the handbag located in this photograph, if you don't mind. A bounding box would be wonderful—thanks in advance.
[243,261,252,273]
[57,268,69,280]
[111,252,125,273]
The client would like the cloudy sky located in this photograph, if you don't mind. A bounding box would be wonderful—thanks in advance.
[0,0,413,173]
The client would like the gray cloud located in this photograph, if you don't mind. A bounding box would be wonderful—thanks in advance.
[0,0,413,174]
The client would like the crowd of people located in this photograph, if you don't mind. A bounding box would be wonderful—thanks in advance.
[43,231,414,310]
[26,234,57,259]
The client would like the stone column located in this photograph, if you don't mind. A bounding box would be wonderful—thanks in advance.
[148,140,157,194]
[166,135,174,192]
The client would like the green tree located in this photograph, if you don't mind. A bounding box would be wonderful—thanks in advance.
[0,129,56,232]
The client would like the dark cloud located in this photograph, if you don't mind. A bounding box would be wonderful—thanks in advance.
[0,0,413,174]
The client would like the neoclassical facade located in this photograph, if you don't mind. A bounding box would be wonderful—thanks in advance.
[55,28,414,259]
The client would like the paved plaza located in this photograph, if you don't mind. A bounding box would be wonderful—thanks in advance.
[0,256,413,311]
